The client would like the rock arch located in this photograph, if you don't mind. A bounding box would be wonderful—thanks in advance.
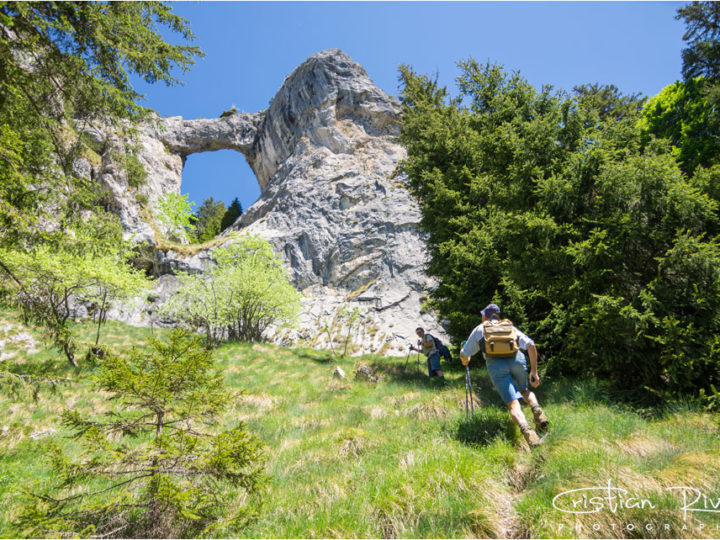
[100,49,446,354]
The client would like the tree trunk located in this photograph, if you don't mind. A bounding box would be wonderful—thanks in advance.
[95,290,108,346]
[64,341,78,368]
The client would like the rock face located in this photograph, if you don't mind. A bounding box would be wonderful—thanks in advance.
[94,49,447,355]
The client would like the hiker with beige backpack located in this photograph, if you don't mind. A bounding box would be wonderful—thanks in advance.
[459,303,549,448]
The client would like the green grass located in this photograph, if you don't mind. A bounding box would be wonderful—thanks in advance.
[1,310,719,538]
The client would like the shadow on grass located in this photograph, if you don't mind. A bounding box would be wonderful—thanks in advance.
[1,355,79,402]
[369,358,696,422]
[366,357,507,403]
[4,355,78,378]
[292,348,336,364]
[365,358,442,388]
[538,375,679,419]
[451,407,517,447]
[289,343,693,420]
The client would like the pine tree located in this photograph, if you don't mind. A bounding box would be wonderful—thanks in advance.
[0,2,203,251]
[677,1,720,81]
[193,197,227,243]
[19,330,266,538]
[221,197,244,231]
[399,60,720,394]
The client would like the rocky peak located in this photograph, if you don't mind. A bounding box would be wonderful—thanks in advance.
[250,49,401,190]
[91,49,448,355]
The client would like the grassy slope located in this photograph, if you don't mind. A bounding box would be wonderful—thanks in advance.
[0,311,719,539]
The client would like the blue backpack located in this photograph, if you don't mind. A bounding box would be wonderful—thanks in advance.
[431,335,452,362]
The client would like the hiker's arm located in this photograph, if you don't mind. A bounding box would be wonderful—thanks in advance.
[460,331,481,366]
[528,344,540,387]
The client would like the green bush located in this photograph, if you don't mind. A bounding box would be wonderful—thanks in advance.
[18,330,266,538]
[399,60,720,395]
[220,106,238,118]
[153,192,197,242]
[123,148,148,189]
[135,191,149,207]
[161,235,301,346]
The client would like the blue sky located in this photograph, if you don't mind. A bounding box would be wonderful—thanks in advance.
[132,1,688,213]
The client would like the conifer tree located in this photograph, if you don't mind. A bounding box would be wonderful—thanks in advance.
[221,197,244,232]
[0,2,203,250]
[193,197,227,243]
[399,60,720,394]
[19,330,266,538]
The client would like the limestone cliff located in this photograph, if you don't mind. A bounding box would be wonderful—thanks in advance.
[90,49,447,354]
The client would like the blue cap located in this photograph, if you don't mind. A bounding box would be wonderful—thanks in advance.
[481,303,501,319]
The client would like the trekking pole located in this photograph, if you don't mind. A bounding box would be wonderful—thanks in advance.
[403,347,411,370]
[465,367,470,418]
[466,366,475,416]
[416,350,420,374]
[461,341,474,418]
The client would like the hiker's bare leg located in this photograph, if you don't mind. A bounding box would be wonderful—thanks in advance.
[508,399,529,426]
[522,389,549,431]
[509,398,540,446]
[435,369,444,378]
[521,389,540,408]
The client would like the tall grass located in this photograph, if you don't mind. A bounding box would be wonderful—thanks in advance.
[1,310,719,538]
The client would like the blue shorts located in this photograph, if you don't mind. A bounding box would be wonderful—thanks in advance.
[485,351,529,404]
[427,351,441,376]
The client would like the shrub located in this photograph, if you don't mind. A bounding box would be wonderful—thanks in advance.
[399,60,720,395]
[220,106,238,118]
[153,192,197,243]
[161,235,301,346]
[18,330,266,538]
[0,243,149,366]
[123,148,148,189]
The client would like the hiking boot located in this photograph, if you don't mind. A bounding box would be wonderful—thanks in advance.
[519,423,541,448]
[531,405,549,432]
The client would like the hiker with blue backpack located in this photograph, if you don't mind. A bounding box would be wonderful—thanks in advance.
[409,327,450,380]
[459,303,549,448]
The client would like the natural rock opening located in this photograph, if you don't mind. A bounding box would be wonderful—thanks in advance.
[180,149,259,237]
[100,49,448,353]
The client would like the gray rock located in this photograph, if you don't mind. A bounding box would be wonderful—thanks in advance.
[29,428,57,440]
[354,363,379,383]
[155,113,263,159]
[153,249,212,276]
[93,49,449,355]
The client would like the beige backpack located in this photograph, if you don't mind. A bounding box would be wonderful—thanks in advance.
[482,319,520,358]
